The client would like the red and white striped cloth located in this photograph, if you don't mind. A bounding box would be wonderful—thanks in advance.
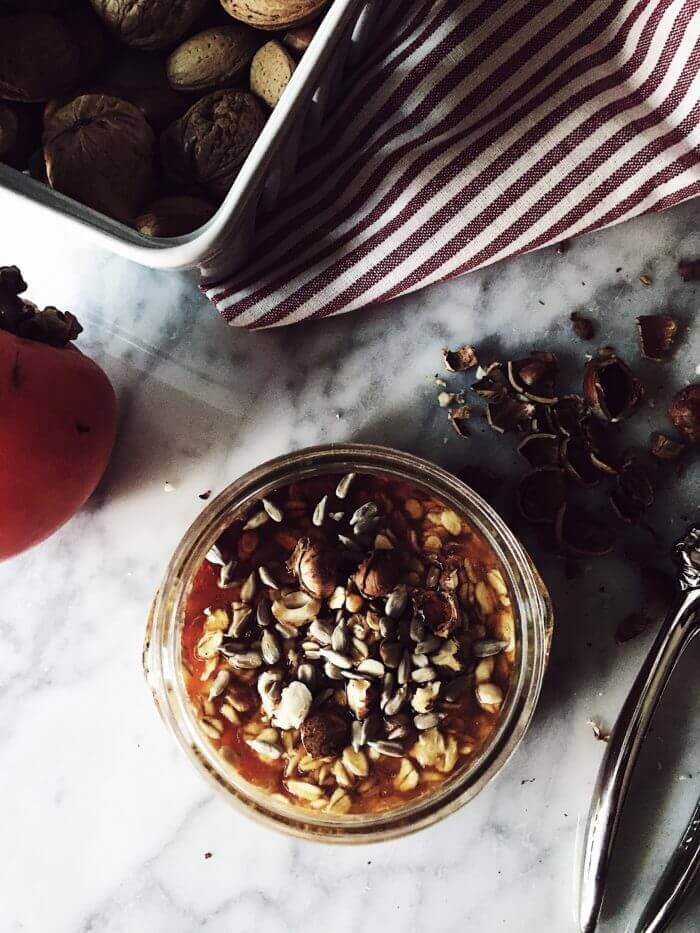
[204,0,700,328]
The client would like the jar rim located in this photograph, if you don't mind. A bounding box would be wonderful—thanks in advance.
[144,443,553,842]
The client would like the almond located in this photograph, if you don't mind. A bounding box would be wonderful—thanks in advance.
[166,25,259,94]
[250,40,296,109]
[221,0,328,31]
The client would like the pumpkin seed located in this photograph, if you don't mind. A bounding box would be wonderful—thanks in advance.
[368,739,404,758]
[208,669,230,700]
[335,472,356,499]
[312,495,328,527]
[258,565,279,588]
[262,498,283,523]
[228,650,263,669]
[261,630,281,665]
[243,510,269,530]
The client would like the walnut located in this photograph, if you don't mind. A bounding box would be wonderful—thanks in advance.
[354,550,401,598]
[43,95,155,223]
[0,13,81,102]
[287,536,336,599]
[160,90,265,201]
[301,711,348,758]
[89,0,208,51]
[220,0,328,31]
[135,195,215,238]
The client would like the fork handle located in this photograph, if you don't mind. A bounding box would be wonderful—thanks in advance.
[578,587,700,933]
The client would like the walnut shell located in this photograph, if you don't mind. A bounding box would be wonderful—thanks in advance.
[160,89,265,200]
[90,0,208,51]
[0,13,81,102]
[166,25,258,93]
[220,0,328,30]
[135,195,215,237]
[43,94,155,223]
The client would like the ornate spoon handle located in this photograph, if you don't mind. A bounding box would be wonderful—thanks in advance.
[578,525,700,933]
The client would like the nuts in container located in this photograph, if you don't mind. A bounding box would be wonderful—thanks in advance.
[0,0,327,234]
[181,471,517,817]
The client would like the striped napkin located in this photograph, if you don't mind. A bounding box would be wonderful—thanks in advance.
[204,0,700,328]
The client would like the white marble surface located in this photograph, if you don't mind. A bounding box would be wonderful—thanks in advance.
[0,200,698,933]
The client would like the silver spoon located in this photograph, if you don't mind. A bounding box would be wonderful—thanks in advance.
[579,523,700,933]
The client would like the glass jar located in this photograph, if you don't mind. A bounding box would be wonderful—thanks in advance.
[143,444,553,842]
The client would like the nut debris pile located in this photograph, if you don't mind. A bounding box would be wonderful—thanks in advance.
[440,305,697,644]
[182,472,514,815]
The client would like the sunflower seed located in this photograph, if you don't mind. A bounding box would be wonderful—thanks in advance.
[368,740,404,758]
[412,666,436,683]
[353,515,380,536]
[379,617,397,639]
[351,720,364,751]
[380,672,395,708]
[412,653,429,668]
[309,619,333,645]
[380,641,402,668]
[261,630,281,665]
[205,544,226,566]
[297,662,316,686]
[331,621,351,654]
[350,636,369,660]
[243,510,268,530]
[228,650,263,669]
[335,472,356,499]
[286,779,323,800]
[387,725,410,741]
[217,560,237,589]
[258,565,279,589]
[303,645,321,661]
[247,738,282,759]
[425,564,441,588]
[342,669,369,681]
[410,622,426,647]
[349,502,378,526]
[228,607,252,638]
[262,498,283,522]
[472,638,509,658]
[329,511,345,521]
[356,659,385,679]
[338,534,362,552]
[476,682,504,708]
[324,661,345,680]
[384,685,408,716]
[397,651,411,685]
[208,669,230,700]
[361,713,382,744]
[417,636,442,655]
[385,584,408,619]
[275,621,297,640]
[320,648,352,669]
[199,717,224,740]
[312,495,328,527]
[414,712,439,730]
[444,675,470,702]
[257,598,273,627]
[240,571,257,603]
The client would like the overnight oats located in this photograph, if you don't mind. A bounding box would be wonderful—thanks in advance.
[180,471,517,818]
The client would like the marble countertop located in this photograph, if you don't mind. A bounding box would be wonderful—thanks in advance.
[0,199,698,933]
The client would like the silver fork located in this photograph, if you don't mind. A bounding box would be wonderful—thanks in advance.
[579,524,700,933]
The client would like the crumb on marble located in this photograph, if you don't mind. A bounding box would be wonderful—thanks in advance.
[204,852,212,859]
[199,490,212,500]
